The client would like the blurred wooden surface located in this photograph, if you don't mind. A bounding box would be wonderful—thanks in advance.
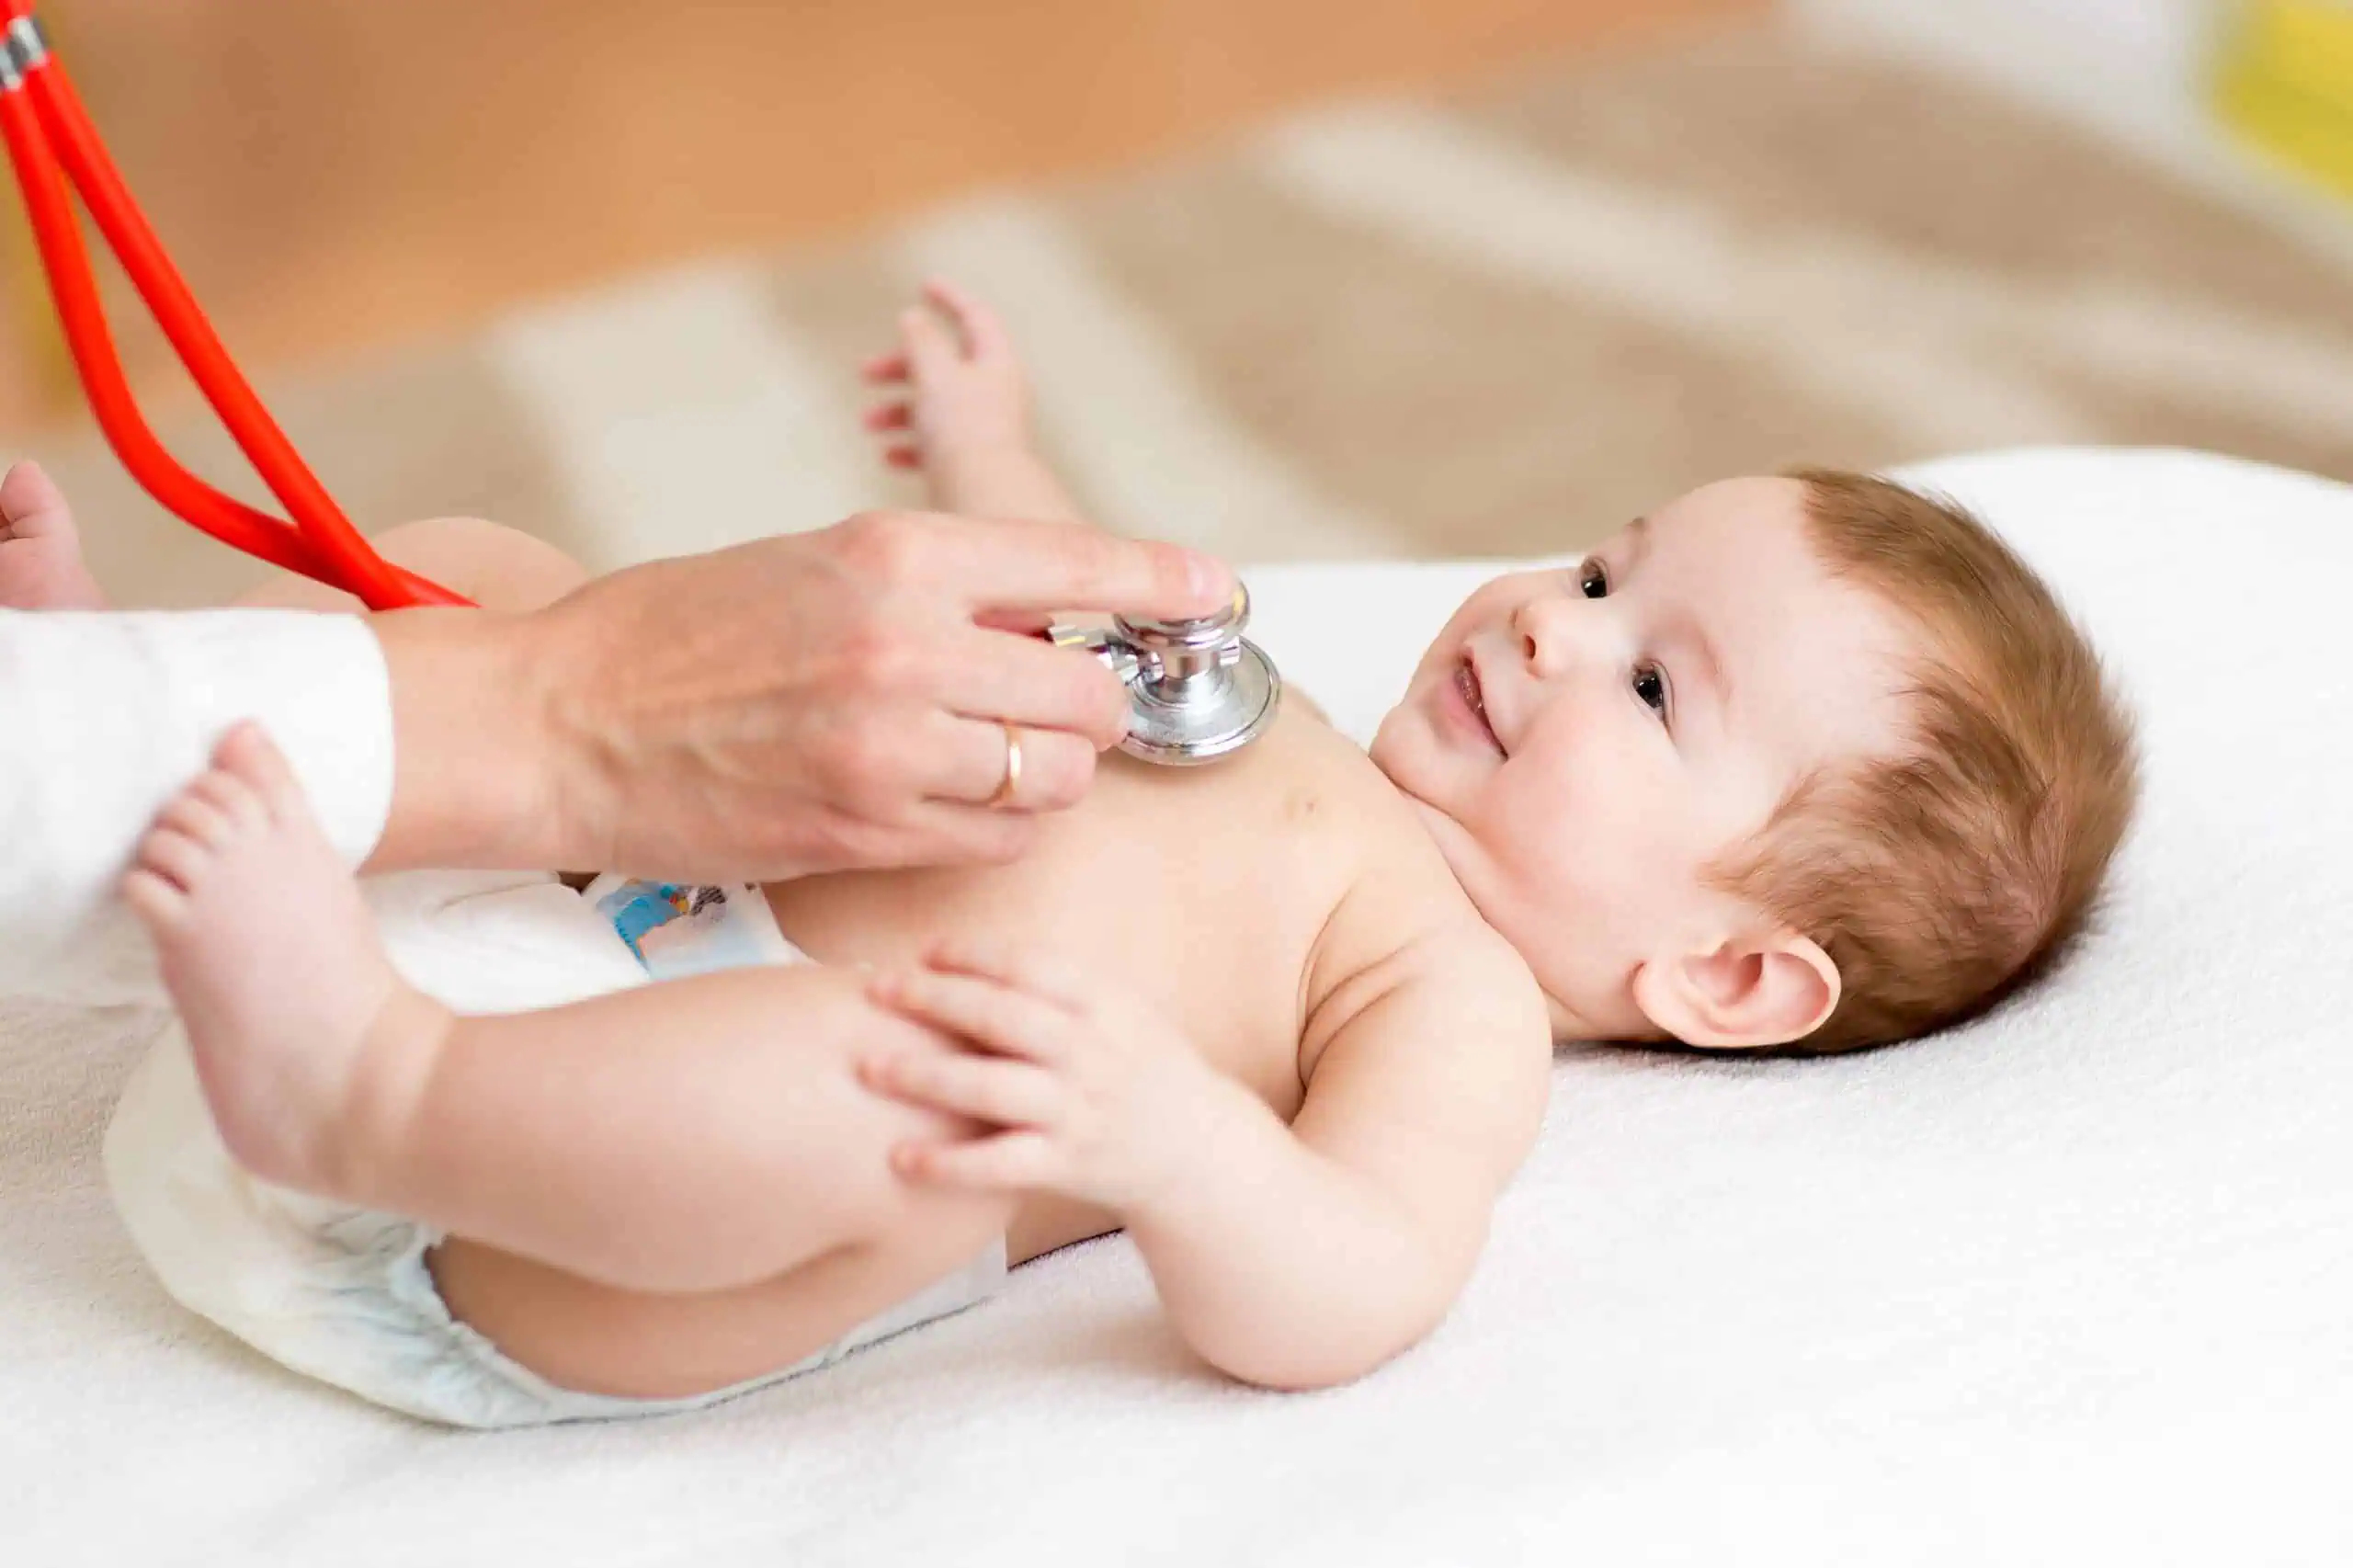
[1,0,1760,429]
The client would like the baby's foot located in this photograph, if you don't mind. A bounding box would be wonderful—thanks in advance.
[0,460,108,610]
[122,723,446,1198]
[859,278,1033,509]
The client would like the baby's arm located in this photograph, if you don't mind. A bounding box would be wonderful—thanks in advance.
[863,919,1552,1390]
[863,280,1088,526]
[1136,922,1552,1387]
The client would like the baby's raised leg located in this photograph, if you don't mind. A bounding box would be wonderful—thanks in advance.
[125,725,1006,1301]
[382,955,1009,1298]
[233,514,589,614]
[122,722,430,1186]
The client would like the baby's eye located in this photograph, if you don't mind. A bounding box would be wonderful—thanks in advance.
[1632,662,1670,720]
[1577,560,1609,599]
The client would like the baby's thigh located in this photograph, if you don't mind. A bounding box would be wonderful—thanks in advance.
[431,1173,1013,1402]
[431,958,1018,1401]
[234,517,589,614]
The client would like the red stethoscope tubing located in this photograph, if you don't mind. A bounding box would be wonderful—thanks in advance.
[0,5,466,609]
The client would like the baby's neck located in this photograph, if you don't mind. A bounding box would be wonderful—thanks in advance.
[1362,749,1608,1046]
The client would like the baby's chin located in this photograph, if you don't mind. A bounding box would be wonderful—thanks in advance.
[1365,703,1414,772]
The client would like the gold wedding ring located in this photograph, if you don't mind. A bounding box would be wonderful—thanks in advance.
[988,722,1024,808]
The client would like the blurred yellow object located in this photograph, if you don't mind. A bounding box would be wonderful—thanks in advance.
[2215,0,2353,201]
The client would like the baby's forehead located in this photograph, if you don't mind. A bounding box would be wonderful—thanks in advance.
[1643,478,1813,555]
[1652,499,1924,741]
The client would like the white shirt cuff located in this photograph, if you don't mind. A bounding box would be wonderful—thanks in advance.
[0,608,394,1002]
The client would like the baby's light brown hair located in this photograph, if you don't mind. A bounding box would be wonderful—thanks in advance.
[1711,470,2138,1053]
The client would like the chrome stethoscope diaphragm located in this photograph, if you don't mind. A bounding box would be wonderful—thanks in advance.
[1049,584,1282,766]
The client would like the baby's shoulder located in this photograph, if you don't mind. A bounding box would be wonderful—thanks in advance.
[1278,742,1548,1084]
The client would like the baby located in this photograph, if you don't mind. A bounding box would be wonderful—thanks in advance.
[4,283,2136,1426]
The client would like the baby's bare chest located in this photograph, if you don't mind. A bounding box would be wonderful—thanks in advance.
[763,714,1442,1110]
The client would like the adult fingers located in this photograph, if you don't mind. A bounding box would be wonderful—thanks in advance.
[925,515,1233,623]
[889,801,1040,867]
[829,511,1228,625]
[949,625,1131,748]
[811,796,1040,872]
[921,711,1097,811]
[972,607,1056,636]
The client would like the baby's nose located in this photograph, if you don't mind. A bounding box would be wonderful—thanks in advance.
[1512,594,1596,677]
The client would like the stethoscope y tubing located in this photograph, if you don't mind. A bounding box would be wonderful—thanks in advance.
[1,7,1293,766]
[0,4,463,609]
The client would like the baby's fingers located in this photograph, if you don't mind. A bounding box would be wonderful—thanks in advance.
[922,939,1094,1014]
[871,968,1073,1065]
[862,351,910,385]
[859,1044,1063,1128]
[892,1131,1058,1192]
[864,403,912,433]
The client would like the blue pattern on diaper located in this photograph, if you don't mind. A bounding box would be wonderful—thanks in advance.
[590,878,786,981]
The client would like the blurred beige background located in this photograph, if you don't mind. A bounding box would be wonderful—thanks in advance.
[5,0,2351,606]
[1,0,1756,426]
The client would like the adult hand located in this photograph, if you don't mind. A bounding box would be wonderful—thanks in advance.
[391,511,1231,881]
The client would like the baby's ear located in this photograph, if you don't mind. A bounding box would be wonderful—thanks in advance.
[1631,928,1839,1051]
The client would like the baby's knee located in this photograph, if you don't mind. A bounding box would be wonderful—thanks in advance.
[232,515,589,614]
[366,517,589,612]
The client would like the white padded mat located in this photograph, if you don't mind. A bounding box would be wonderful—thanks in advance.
[3,447,2347,1566]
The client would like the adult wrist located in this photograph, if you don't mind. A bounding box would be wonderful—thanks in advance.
[364,606,575,873]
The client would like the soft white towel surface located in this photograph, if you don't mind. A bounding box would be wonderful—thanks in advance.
[4,448,2347,1566]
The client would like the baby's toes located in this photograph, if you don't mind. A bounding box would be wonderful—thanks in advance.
[120,868,191,933]
[211,722,303,820]
[135,824,216,895]
[155,790,239,852]
[187,767,269,835]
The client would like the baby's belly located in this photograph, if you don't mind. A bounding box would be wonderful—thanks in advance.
[760,717,1385,1259]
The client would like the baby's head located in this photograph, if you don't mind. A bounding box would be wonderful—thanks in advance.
[1370,470,2137,1052]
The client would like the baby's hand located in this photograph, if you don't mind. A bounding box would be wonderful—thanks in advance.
[858,940,1237,1214]
[861,279,1032,476]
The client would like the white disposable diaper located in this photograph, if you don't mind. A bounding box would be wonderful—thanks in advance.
[103,869,1006,1428]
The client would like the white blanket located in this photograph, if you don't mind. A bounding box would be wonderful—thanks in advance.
[4,447,2347,1566]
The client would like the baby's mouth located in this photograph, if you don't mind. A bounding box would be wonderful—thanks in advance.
[1455,655,1504,756]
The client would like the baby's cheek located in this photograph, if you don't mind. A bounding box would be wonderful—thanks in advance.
[1506,766,1669,908]
[1437,576,1523,646]
[1485,773,1597,897]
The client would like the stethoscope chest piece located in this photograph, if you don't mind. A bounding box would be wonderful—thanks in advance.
[1051,584,1282,766]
